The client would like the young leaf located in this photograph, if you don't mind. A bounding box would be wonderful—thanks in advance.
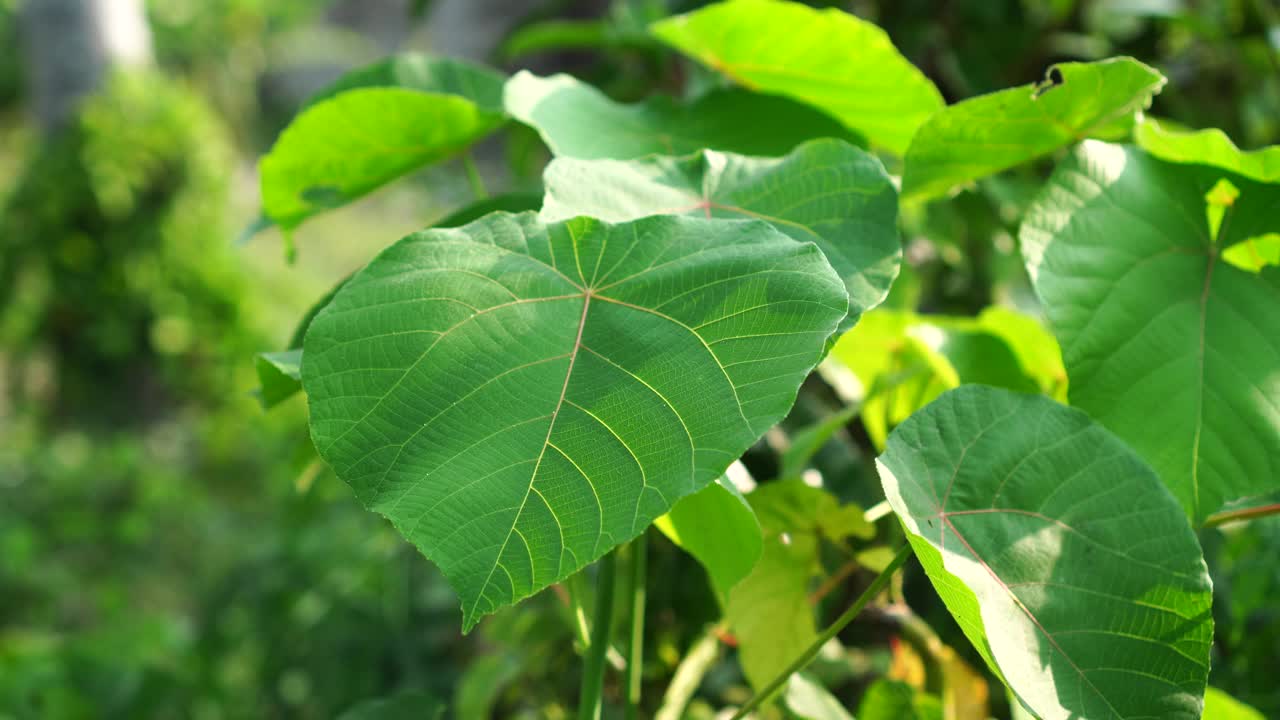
[1021,141,1280,523]
[1202,688,1265,720]
[504,71,859,160]
[654,475,762,602]
[255,349,302,409]
[1136,118,1280,183]
[650,0,943,154]
[878,386,1213,720]
[901,58,1165,201]
[302,212,847,630]
[541,139,900,330]
[260,55,507,231]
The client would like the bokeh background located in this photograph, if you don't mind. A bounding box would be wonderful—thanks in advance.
[1,1,1277,718]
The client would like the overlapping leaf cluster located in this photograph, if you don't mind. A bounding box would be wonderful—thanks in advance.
[255,0,1279,717]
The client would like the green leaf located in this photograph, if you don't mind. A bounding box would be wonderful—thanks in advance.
[302,212,847,630]
[1222,233,1280,273]
[779,404,860,478]
[1136,118,1280,183]
[1202,688,1265,720]
[504,71,859,160]
[901,58,1165,201]
[785,672,855,720]
[857,680,942,720]
[878,385,1213,720]
[254,350,302,409]
[541,138,900,330]
[337,691,445,720]
[654,474,762,602]
[1021,141,1280,522]
[260,55,507,231]
[650,0,943,154]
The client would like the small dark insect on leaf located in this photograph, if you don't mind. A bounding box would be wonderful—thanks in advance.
[1034,66,1065,99]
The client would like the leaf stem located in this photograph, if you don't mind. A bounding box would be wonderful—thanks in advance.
[1204,502,1280,528]
[729,544,913,720]
[625,534,648,720]
[579,551,618,720]
[462,152,488,200]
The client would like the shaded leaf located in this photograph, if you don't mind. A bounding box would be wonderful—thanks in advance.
[650,0,943,154]
[1021,141,1280,522]
[902,58,1165,201]
[504,71,859,160]
[303,212,847,629]
[433,192,544,229]
[1136,118,1280,183]
[779,404,860,478]
[878,386,1213,720]
[261,56,507,231]
[255,350,302,409]
[654,475,762,602]
[542,139,900,330]
[337,691,445,720]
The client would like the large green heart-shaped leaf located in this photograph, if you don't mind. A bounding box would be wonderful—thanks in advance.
[878,385,1213,720]
[260,55,507,231]
[650,0,943,154]
[1021,141,1280,522]
[302,212,847,629]
[541,139,899,330]
[901,58,1165,201]
[1136,118,1280,183]
[504,71,858,160]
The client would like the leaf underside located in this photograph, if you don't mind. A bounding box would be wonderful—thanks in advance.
[302,212,847,629]
[541,138,900,331]
[879,385,1213,720]
[1021,141,1280,523]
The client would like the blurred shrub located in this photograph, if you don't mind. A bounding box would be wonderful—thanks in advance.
[0,70,259,424]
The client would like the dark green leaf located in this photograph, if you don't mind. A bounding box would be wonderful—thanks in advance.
[303,212,847,629]
[542,139,900,330]
[255,350,302,409]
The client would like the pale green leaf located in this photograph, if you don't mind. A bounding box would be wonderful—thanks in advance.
[1221,233,1280,273]
[261,56,507,231]
[902,58,1165,201]
[1021,141,1280,522]
[878,386,1214,720]
[654,475,762,602]
[302,212,847,630]
[650,0,943,154]
[786,672,855,720]
[858,680,943,720]
[1136,118,1280,183]
[825,308,1042,449]
[1202,687,1266,720]
[503,71,859,160]
[541,138,900,330]
[255,349,302,409]
[725,480,826,691]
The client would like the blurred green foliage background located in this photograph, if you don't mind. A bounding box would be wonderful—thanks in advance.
[0,1,1276,718]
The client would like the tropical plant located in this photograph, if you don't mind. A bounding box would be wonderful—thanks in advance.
[253,1,1280,717]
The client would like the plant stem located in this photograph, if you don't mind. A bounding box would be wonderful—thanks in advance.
[462,152,488,200]
[625,533,648,720]
[655,625,722,720]
[729,544,913,720]
[579,551,618,720]
[1204,502,1280,528]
